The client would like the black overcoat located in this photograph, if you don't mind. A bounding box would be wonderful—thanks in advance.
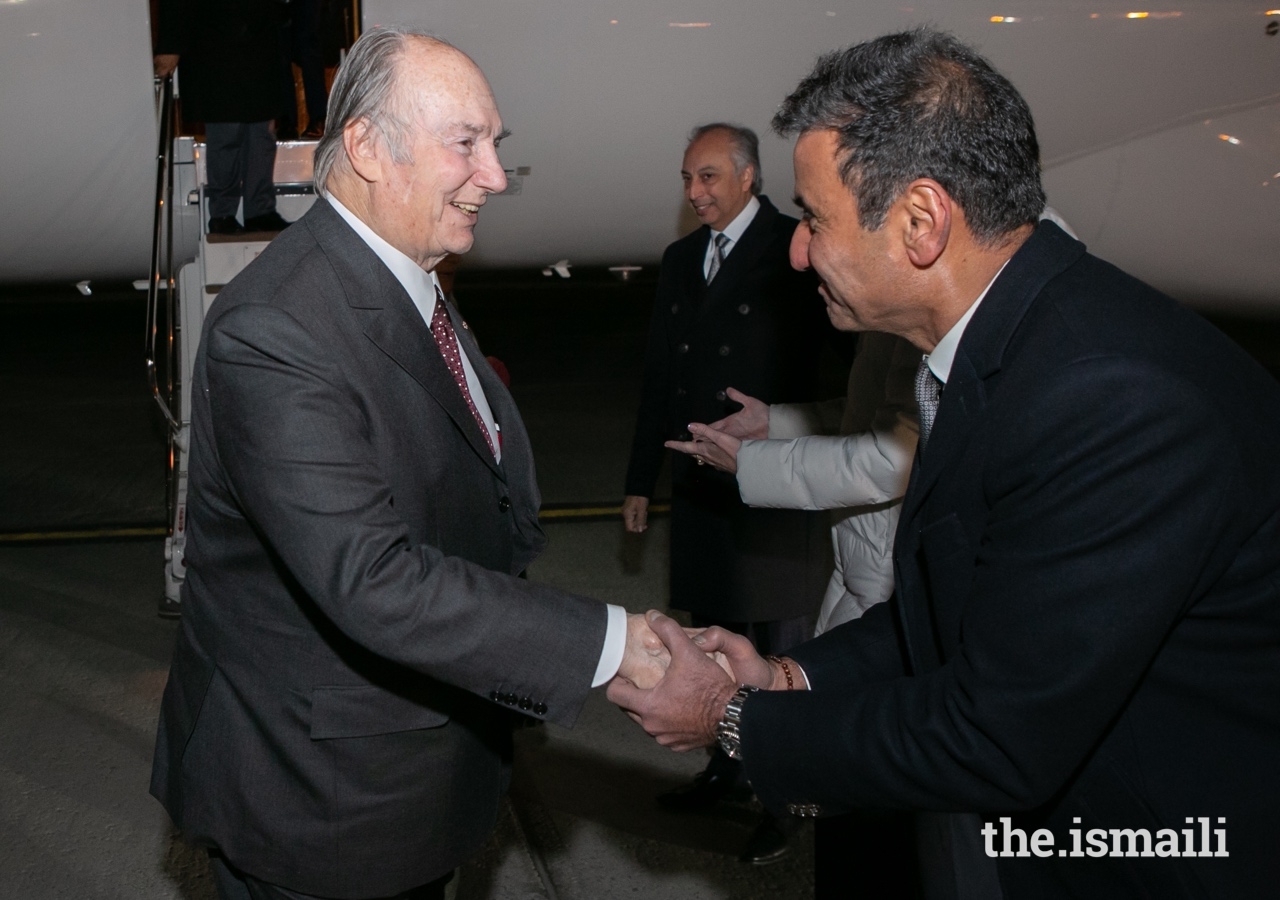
[739,222,1280,897]
[625,196,835,622]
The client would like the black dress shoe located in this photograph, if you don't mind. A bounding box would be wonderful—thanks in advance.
[740,817,792,865]
[243,211,291,233]
[657,768,752,812]
[208,216,244,235]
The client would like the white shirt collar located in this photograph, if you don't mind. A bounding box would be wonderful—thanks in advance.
[327,194,443,313]
[925,260,1010,384]
[712,194,761,249]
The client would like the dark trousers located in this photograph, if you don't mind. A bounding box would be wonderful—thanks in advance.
[815,812,923,899]
[210,853,452,900]
[205,121,278,221]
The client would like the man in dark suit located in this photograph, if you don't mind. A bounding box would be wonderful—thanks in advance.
[621,123,833,860]
[612,29,1280,898]
[150,26,666,900]
[154,0,292,234]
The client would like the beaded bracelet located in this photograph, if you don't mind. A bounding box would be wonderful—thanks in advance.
[765,655,795,690]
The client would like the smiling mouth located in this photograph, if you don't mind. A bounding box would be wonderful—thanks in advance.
[451,201,480,215]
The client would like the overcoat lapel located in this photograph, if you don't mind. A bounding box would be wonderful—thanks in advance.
[689,197,779,330]
[898,222,1086,528]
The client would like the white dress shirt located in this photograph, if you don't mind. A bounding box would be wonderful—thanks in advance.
[701,194,761,279]
[923,261,1009,384]
[326,196,627,687]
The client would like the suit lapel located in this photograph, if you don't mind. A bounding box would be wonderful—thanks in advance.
[305,199,504,478]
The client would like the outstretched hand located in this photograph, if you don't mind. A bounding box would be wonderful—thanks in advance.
[664,424,742,474]
[708,388,770,439]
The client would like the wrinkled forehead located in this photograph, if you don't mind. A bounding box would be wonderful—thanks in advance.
[397,39,502,134]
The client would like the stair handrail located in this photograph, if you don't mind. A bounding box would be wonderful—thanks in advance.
[145,72,182,435]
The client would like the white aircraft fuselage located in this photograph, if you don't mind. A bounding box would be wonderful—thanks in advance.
[2,0,1277,312]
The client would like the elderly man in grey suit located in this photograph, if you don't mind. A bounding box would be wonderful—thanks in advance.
[150,26,665,900]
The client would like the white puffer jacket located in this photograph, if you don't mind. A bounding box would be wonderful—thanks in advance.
[735,332,919,634]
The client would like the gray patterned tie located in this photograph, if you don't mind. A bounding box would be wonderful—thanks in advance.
[915,355,942,451]
[706,233,729,284]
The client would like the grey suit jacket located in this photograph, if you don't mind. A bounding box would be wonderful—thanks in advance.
[151,198,606,898]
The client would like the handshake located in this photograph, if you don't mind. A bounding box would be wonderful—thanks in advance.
[611,610,803,751]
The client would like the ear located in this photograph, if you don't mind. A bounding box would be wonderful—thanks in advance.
[900,179,952,268]
[342,117,384,185]
[738,164,756,194]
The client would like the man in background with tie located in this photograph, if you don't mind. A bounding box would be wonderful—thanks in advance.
[150,25,667,900]
[621,123,834,863]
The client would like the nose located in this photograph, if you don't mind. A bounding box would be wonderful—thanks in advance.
[475,143,508,195]
[790,221,812,271]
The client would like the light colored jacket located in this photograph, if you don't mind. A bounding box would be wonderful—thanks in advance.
[735,332,920,634]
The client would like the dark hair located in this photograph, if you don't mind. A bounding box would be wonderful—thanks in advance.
[772,28,1044,244]
[688,123,762,195]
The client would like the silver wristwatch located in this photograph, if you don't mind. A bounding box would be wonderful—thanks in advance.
[715,685,759,760]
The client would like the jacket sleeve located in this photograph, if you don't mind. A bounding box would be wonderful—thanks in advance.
[623,253,678,498]
[204,302,606,728]
[737,333,919,510]
[739,354,1245,814]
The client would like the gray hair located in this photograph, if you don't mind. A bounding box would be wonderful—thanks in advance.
[313,25,451,196]
[688,123,762,195]
[772,28,1044,244]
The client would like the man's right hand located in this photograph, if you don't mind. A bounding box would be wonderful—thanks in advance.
[622,495,649,533]
[706,388,770,440]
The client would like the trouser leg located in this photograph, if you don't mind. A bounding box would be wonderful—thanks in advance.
[210,850,451,900]
[242,121,279,220]
[204,123,246,221]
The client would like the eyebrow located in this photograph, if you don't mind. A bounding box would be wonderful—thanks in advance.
[444,121,510,142]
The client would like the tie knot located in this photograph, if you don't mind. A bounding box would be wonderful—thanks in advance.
[715,233,729,250]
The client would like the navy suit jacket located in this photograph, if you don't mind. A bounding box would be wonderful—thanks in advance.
[739,222,1280,898]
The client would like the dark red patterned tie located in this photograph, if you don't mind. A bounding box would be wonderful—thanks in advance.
[429,289,497,458]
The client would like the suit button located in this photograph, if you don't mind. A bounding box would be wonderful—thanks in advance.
[534,702,548,716]
[489,690,500,702]
[498,496,511,512]
[787,803,823,817]
[715,390,727,401]
[519,696,532,710]
[505,693,518,705]
[738,304,750,315]
[718,345,731,356]
[671,303,679,314]
[677,342,689,354]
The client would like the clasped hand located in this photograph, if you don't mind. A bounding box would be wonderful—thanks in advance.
[610,610,780,751]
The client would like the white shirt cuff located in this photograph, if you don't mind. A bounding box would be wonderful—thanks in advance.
[591,604,628,687]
